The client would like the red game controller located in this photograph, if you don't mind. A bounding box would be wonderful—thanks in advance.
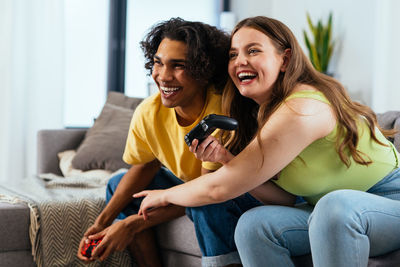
[81,238,102,258]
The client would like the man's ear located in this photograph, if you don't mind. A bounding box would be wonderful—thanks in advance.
[280,48,292,72]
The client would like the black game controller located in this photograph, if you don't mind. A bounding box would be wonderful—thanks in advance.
[184,114,238,146]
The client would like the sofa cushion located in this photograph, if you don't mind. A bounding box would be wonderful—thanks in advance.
[72,92,143,172]
[0,202,31,251]
[156,215,202,257]
[377,111,400,151]
[0,251,35,267]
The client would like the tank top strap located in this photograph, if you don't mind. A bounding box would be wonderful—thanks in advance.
[285,90,330,105]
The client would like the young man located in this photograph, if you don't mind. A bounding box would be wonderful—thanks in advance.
[77,18,230,266]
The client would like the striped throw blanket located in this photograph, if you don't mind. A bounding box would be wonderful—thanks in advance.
[0,170,135,267]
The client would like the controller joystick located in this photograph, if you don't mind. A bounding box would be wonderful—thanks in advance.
[184,114,238,146]
[81,238,102,258]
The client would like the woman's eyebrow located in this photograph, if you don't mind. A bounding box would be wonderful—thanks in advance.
[230,42,263,50]
[245,42,263,48]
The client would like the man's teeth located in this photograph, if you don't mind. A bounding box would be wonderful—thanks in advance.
[160,86,180,94]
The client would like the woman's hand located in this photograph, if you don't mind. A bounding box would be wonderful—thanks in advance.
[133,190,169,220]
[189,135,234,164]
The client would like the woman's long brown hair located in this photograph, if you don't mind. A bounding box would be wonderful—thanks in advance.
[223,16,392,167]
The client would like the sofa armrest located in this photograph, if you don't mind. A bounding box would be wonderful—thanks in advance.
[37,129,87,176]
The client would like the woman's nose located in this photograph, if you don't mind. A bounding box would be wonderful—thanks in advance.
[234,53,248,67]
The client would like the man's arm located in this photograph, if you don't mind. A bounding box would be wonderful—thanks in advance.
[95,159,163,228]
[95,159,186,231]
[79,159,185,262]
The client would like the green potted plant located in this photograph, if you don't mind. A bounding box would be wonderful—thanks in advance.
[303,12,334,74]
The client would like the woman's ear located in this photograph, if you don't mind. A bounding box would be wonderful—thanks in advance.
[280,48,292,72]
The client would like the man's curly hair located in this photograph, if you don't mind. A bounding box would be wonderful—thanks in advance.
[140,17,230,93]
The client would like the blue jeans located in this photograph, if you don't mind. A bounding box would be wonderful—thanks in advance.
[107,168,262,267]
[234,168,400,267]
[187,193,263,267]
[106,167,183,219]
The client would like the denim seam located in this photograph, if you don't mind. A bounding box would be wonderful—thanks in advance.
[358,210,400,236]
[271,227,308,255]
[277,227,309,241]
[258,230,294,266]
[355,226,361,267]
[373,190,400,197]
[259,228,299,267]
[353,209,400,267]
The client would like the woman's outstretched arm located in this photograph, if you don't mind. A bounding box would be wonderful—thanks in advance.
[135,97,336,218]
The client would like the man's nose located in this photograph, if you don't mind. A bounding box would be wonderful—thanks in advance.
[159,66,173,81]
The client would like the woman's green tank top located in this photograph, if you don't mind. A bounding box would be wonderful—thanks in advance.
[273,90,399,205]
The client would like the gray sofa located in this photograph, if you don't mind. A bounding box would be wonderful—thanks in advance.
[1,108,400,267]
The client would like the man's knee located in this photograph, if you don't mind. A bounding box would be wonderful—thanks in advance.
[186,202,233,222]
[106,172,126,203]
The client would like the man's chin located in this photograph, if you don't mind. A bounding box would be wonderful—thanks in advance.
[160,98,176,109]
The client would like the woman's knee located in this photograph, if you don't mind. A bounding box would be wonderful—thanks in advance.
[309,189,361,228]
[234,206,278,246]
[235,209,260,245]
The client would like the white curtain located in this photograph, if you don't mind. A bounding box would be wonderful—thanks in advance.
[0,0,65,181]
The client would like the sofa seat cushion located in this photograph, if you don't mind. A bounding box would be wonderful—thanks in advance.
[0,250,35,267]
[0,202,31,251]
[156,215,202,257]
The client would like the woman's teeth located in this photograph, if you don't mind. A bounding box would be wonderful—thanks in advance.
[160,86,180,95]
[238,72,257,82]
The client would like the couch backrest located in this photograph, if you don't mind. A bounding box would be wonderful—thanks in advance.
[377,111,400,152]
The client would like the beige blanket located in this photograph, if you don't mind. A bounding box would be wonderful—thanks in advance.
[0,171,134,267]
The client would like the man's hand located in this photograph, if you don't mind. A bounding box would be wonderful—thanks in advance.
[189,136,234,164]
[134,190,169,220]
[87,218,140,261]
[77,223,106,262]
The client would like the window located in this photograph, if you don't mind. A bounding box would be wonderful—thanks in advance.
[63,0,109,127]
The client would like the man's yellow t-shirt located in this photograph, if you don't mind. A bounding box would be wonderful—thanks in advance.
[123,88,222,182]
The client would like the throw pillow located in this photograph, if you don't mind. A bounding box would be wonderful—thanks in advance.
[59,150,111,179]
[72,92,143,171]
[107,91,143,110]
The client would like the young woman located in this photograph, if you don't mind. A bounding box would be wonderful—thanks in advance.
[134,16,400,267]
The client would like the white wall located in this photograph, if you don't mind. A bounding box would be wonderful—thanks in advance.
[1,0,107,180]
[385,0,400,112]
[372,0,400,112]
[231,0,400,111]
[1,0,65,180]
[0,0,13,181]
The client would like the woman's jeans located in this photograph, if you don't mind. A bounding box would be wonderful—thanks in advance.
[106,167,263,267]
[234,168,400,267]
[186,193,263,267]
